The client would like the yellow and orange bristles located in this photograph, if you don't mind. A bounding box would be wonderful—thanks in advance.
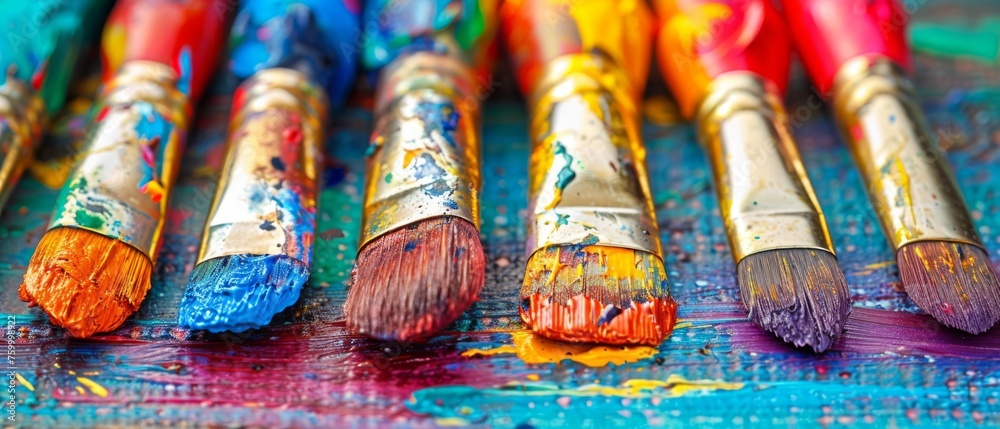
[502,0,676,345]
[522,246,676,345]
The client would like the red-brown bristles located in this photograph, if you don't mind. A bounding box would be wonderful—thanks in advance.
[737,249,851,353]
[520,245,677,345]
[19,227,152,338]
[345,216,486,342]
[898,241,1000,334]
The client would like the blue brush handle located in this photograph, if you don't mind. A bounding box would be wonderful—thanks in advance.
[229,0,361,107]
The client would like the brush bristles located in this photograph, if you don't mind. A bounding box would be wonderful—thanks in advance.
[520,245,677,345]
[179,254,310,333]
[898,241,1000,334]
[345,216,485,342]
[737,248,851,352]
[19,227,152,338]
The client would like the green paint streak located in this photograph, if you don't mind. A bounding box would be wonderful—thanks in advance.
[553,142,576,191]
[73,209,104,229]
[384,173,393,183]
[910,22,1000,63]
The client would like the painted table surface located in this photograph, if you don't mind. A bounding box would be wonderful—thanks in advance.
[3,2,1000,428]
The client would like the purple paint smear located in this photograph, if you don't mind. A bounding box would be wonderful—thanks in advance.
[720,306,1000,358]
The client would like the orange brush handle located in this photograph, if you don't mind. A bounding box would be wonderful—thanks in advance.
[500,0,653,99]
[100,0,231,100]
[655,0,790,119]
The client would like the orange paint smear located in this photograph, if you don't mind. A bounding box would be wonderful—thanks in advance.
[521,293,678,346]
[19,227,152,338]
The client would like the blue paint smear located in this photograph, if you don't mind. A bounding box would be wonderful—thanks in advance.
[414,101,459,147]
[414,153,446,179]
[132,101,174,187]
[178,254,310,333]
[229,0,359,107]
[176,47,192,96]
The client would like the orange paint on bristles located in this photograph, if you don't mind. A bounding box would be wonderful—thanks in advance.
[19,227,152,338]
[522,294,678,346]
[521,245,677,345]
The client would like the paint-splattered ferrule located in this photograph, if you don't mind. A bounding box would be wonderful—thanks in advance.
[695,72,834,262]
[49,61,188,259]
[525,53,661,259]
[197,68,328,265]
[0,76,46,211]
[831,56,981,251]
[360,52,482,248]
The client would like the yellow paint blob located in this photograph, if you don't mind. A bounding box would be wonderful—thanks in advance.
[461,331,658,367]
[597,246,646,281]
[76,377,109,398]
[643,96,682,125]
[434,417,473,426]
[864,261,896,270]
[29,158,78,189]
[571,375,745,398]
[672,320,694,330]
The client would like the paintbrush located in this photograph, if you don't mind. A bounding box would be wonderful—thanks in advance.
[501,0,677,345]
[783,0,1000,334]
[18,0,232,338]
[343,0,498,342]
[655,0,850,352]
[0,0,112,212]
[178,0,360,333]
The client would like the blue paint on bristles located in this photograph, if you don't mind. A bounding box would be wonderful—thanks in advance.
[178,0,359,332]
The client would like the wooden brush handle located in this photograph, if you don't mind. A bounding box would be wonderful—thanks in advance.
[101,0,231,101]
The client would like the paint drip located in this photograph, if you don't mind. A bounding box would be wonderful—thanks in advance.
[461,330,659,367]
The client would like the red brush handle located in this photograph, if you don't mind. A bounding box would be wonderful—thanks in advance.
[655,0,790,118]
[101,0,231,101]
[781,0,911,97]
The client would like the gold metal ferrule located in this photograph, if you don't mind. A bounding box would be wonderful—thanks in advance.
[525,53,661,258]
[359,51,482,247]
[695,72,835,262]
[831,56,981,250]
[0,76,47,211]
[49,61,188,258]
[197,68,328,265]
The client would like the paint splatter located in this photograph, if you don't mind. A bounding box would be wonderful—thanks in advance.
[462,331,658,367]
